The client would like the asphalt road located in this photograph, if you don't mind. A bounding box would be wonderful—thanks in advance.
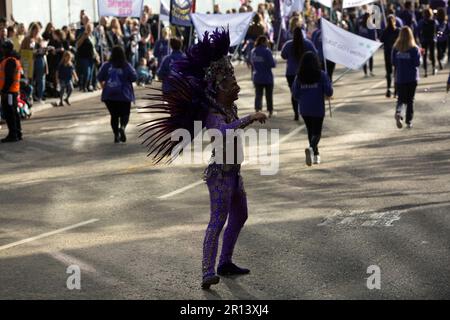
[1,52,450,300]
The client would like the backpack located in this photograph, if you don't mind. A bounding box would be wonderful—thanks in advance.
[105,66,125,96]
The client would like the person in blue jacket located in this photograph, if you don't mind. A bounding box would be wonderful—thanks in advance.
[282,27,318,121]
[358,13,378,77]
[251,35,276,117]
[312,19,336,82]
[292,52,333,167]
[381,15,400,98]
[392,26,421,129]
[97,46,137,143]
[157,38,186,94]
[417,8,438,77]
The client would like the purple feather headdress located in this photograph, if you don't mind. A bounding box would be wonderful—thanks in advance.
[139,29,233,164]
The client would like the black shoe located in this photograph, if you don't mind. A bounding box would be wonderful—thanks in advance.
[294,114,299,121]
[119,128,126,143]
[1,136,20,143]
[114,133,120,143]
[217,263,250,276]
[386,90,391,98]
[64,98,71,106]
[201,275,220,290]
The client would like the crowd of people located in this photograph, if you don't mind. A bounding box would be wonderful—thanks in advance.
[1,0,450,152]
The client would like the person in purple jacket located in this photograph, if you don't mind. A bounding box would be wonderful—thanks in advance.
[292,52,333,167]
[250,35,276,117]
[97,46,137,143]
[392,26,421,129]
[282,27,318,121]
[157,38,186,94]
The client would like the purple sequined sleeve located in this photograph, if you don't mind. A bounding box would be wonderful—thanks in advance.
[205,113,253,134]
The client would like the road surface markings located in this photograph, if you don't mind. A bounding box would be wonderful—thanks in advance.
[48,251,98,274]
[0,219,100,252]
[318,210,402,228]
[158,180,205,200]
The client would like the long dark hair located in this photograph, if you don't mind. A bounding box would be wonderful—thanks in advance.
[110,45,127,68]
[297,52,322,85]
[255,35,268,47]
[292,27,305,61]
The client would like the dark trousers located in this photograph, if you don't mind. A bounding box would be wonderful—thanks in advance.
[254,83,273,113]
[363,57,374,74]
[1,93,21,139]
[384,51,393,90]
[302,116,324,156]
[286,75,298,117]
[321,60,335,82]
[105,100,131,135]
[422,41,436,73]
[437,41,447,67]
[396,81,417,124]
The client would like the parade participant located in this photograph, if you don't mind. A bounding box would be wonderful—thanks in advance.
[0,40,23,143]
[312,19,336,81]
[417,8,437,77]
[358,13,377,77]
[435,8,447,71]
[156,37,186,94]
[392,26,421,129]
[153,27,172,68]
[97,46,137,143]
[381,15,400,98]
[292,52,333,166]
[140,29,267,289]
[251,35,276,117]
[282,27,318,121]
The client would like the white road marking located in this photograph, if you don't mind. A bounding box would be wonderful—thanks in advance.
[0,219,100,252]
[48,251,98,274]
[158,180,205,200]
[318,210,403,228]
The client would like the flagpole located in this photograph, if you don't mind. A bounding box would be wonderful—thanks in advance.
[379,0,388,30]
[158,0,162,41]
[323,11,333,118]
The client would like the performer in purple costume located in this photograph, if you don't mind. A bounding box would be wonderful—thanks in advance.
[140,29,267,290]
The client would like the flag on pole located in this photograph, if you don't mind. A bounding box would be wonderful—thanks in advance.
[170,0,195,26]
[281,0,305,17]
[160,0,170,21]
[342,0,375,8]
[190,12,256,47]
[315,0,333,8]
[321,18,382,70]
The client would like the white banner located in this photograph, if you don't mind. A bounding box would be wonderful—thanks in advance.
[98,0,144,17]
[342,0,375,9]
[315,0,332,8]
[160,0,170,21]
[281,0,305,17]
[190,12,256,47]
[321,18,382,70]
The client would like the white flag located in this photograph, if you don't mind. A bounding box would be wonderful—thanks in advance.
[315,0,332,8]
[98,0,144,17]
[190,12,256,47]
[342,0,375,9]
[281,0,305,17]
[321,19,382,70]
[160,0,170,21]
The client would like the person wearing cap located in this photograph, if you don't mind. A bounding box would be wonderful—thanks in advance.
[0,40,23,143]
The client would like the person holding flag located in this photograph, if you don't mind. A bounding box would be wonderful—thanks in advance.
[282,26,318,121]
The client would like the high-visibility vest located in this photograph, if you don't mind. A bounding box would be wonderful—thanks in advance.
[0,57,22,93]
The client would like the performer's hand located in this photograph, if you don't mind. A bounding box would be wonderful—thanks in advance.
[251,112,267,124]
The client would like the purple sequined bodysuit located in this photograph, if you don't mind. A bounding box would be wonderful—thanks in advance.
[202,106,253,279]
